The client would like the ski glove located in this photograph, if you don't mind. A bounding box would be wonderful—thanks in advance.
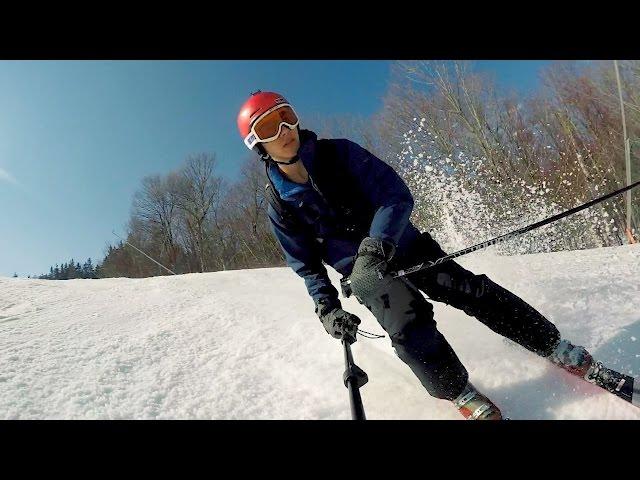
[315,298,361,343]
[348,236,396,303]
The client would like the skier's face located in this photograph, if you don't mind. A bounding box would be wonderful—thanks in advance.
[262,125,300,161]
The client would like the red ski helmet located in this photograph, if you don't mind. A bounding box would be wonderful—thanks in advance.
[237,90,299,152]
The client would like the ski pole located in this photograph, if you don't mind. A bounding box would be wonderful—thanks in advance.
[112,230,177,276]
[392,178,640,279]
[342,334,368,420]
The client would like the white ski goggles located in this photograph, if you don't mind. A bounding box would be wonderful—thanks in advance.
[244,103,300,150]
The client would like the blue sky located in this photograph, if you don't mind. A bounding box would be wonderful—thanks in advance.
[0,60,551,277]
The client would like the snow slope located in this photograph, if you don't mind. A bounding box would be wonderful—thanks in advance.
[1,244,639,419]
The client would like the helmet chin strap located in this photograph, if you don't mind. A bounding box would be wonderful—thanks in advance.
[269,155,300,165]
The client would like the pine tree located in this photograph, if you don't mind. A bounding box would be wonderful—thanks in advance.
[83,258,95,279]
[66,259,75,279]
[66,259,76,280]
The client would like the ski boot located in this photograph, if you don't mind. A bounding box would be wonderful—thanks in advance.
[584,360,640,406]
[546,339,594,378]
[547,339,640,407]
[453,382,503,420]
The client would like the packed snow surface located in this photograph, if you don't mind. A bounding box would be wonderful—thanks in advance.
[1,245,639,419]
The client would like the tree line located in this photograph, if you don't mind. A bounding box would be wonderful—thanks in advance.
[37,258,101,280]
[97,154,284,278]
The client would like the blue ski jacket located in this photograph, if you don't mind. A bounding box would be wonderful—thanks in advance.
[266,129,421,305]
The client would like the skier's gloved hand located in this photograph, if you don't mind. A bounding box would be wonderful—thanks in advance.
[348,236,396,303]
[315,298,361,343]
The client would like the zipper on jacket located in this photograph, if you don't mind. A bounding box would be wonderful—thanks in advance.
[308,174,330,205]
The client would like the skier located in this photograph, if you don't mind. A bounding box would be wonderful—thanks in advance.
[237,90,597,420]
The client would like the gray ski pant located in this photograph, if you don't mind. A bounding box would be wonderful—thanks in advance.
[349,232,561,401]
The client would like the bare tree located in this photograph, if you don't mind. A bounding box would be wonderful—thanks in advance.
[131,174,181,271]
[172,154,223,273]
[223,157,284,269]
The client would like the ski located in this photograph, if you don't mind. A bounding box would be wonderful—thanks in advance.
[501,338,640,409]
[585,362,640,408]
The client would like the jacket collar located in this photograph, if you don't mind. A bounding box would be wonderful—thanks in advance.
[296,129,318,175]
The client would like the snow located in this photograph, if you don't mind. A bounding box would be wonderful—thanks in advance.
[1,244,640,420]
